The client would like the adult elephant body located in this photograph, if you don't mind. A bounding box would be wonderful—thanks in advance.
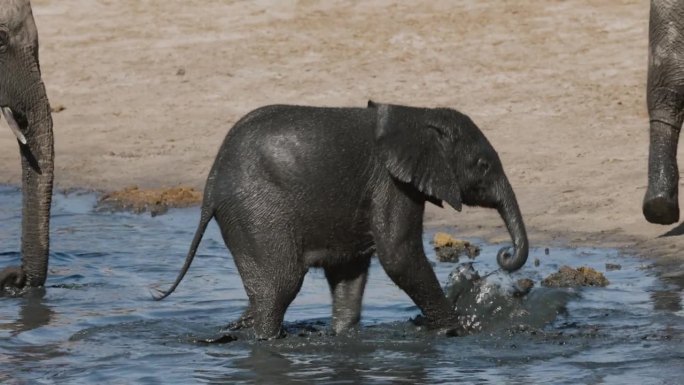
[0,0,55,291]
[643,0,684,224]
[156,102,528,339]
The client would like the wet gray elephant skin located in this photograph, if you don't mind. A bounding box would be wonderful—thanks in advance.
[155,102,529,340]
[0,1,55,291]
[643,0,684,225]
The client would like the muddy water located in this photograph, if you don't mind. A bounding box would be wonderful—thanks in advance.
[0,186,682,384]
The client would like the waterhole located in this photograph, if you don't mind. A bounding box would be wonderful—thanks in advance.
[0,186,682,384]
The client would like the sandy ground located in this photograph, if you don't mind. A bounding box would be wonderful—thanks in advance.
[2,0,682,266]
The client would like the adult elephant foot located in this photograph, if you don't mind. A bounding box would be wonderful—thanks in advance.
[643,120,680,225]
[0,266,27,293]
[643,192,679,225]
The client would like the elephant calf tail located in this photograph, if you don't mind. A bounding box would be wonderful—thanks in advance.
[152,207,215,300]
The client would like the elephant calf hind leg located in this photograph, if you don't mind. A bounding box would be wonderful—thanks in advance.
[324,256,371,334]
[243,267,306,340]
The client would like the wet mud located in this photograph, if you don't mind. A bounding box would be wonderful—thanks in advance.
[432,232,481,262]
[96,185,202,216]
[541,266,610,288]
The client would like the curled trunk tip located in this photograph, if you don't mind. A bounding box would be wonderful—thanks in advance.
[495,180,529,272]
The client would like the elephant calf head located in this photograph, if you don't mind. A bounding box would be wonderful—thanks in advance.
[372,102,528,272]
[0,0,54,290]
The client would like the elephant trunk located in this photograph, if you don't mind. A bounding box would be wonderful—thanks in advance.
[494,179,528,272]
[643,118,680,224]
[19,80,54,288]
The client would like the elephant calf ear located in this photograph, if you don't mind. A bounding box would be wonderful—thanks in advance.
[374,104,463,211]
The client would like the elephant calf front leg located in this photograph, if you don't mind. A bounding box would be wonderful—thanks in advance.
[370,189,461,332]
[368,222,459,328]
[374,238,459,330]
[324,256,371,334]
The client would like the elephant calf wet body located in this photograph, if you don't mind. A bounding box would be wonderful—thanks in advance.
[156,102,528,339]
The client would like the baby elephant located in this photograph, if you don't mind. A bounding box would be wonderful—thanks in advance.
[155,101,528,339]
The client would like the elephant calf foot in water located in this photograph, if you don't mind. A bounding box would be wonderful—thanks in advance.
[154,101,529,340]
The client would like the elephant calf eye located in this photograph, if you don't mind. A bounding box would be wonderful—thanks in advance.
[477,158,490,173]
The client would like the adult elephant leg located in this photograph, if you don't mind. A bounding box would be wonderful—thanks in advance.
[644,117,681,224]
[324,254,371,334]
[642,1,684,224]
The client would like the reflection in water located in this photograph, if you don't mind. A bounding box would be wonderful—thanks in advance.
[233,347,305,384]
[653,274,684,312]
[0,288,53,336]
[198,332,434,384]
[652,290,682,312]
[0,289,64,384]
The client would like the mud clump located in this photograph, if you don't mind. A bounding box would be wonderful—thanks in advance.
[432,232,480,262]
[513,278,535,297]
[50,104,66,113]
[97,185,202,216]
[542,266,609,288]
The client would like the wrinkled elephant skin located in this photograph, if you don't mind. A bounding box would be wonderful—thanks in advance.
[643,0,684,225]
[0,1,55,292]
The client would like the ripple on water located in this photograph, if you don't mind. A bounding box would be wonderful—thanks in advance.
[0,187,682,384]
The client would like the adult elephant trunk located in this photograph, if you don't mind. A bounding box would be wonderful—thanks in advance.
[0,49,55,288]
[0,1,54,291]
[18,83,54,287]
[493,179,528,272]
